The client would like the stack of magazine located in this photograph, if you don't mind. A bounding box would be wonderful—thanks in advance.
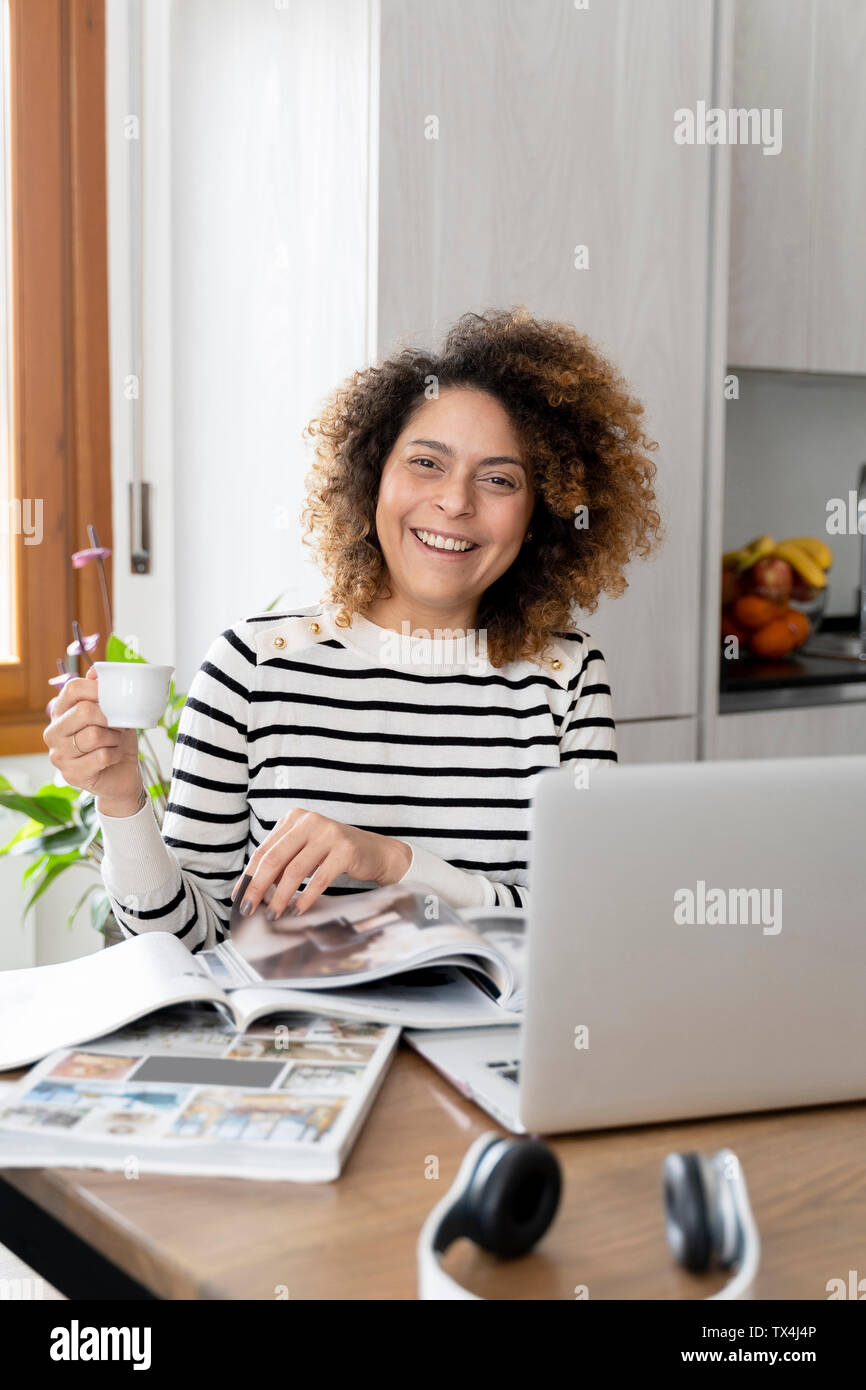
[0,1009,399,1181]
[0,884,526,1180]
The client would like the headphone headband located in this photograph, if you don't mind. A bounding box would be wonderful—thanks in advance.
[418,1133,759,1300]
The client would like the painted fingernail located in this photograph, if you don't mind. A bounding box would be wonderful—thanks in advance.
[265,908,276,922]
[233,873,251,902]
[240,898,253,917]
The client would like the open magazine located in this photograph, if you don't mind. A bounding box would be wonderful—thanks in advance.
[0,884,525,1072]
[0,1006,399,1181]
[224,881,527,1022]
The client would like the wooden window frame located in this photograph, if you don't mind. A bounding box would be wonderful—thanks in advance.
[0,0,112,755]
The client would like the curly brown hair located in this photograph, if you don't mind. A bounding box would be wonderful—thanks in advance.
[301,305,662,668]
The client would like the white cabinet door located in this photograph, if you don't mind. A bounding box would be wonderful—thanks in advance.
[808,0,866,373]
[727,0,815,370]
[728,0,866,373]
[709,702,866,758]
[615,718,697,765]
[377,0,715,721]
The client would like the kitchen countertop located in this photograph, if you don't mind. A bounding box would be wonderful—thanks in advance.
[719,616,866,713]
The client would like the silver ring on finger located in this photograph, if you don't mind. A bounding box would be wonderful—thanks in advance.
[71,732,81,753]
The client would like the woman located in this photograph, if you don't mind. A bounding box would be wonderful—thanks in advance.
[43,307,661,952]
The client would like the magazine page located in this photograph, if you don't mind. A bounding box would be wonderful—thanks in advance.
[0,1004,400,1182]
[453,910,528,1010]
[0,933,228,1072]
[227,966,523,1030]
[227,882,515,997]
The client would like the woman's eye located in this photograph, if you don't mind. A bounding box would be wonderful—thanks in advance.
[410,458,516,489]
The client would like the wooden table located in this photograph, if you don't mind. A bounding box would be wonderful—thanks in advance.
[1,1045,863,1300]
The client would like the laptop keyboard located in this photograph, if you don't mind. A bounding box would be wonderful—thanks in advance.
[486,1059,521,1085]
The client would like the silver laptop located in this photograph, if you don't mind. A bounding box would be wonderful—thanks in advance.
[406,754,866,1134]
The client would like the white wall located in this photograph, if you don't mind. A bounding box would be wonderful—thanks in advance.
[169,0,374,687]
[0,0,374,969]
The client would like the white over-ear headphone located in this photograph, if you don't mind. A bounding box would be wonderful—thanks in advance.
[418,1132,760,1300]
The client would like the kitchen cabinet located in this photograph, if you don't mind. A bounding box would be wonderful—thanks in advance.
[728,0,866,373]
[808,2,866,372]
[377,0,715,724]
[615,718,697,765]
[708,702,866,759]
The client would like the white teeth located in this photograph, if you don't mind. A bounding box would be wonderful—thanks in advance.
[414,529,475,552]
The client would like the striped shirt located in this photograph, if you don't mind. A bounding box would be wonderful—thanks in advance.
[97,600,617,952]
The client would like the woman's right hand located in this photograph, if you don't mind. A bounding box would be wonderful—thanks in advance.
[43,666,144,813]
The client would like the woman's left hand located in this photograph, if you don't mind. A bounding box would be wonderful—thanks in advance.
[230,809,412,919]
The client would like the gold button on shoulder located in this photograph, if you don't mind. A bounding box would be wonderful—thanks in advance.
[310,622,320,635]
[551,658,563,671]
[334,609,351,629]
[272,635,286,649]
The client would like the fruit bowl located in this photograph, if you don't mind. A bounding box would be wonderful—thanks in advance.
[788,586,828,629]
[720,535,833,661]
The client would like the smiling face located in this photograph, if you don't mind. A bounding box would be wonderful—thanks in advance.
[367,387,535,631]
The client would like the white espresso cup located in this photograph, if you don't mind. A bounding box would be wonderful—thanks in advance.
[93,662,175,729]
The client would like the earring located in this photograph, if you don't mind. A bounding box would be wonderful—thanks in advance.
[523,528,533,545]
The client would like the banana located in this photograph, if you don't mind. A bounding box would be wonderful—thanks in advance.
[784,536,833,570]
[735,534,776,573]
[771,540,828,589]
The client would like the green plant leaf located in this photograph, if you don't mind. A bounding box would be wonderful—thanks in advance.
[264,588,288,612]
[90,890,113,931]
[0,787,77,825]
[67,880,101,930]
[35,782,79,806]
[80,817,102,854]
[21,852,49,884]
[105,633,147,664]
[22,851,83,919]
[159,680,185,716]
[6,822,90,857]
[0,817,46,855]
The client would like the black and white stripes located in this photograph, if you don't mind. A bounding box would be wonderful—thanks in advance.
[97,602,617,952]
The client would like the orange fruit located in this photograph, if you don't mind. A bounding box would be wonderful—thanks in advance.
[782,609,811,648]
[732,594,786,629]
[721,614,748,645]
[748,616,801,658]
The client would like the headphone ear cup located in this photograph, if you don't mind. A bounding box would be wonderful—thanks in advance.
[467,1138,562,1257]
[662,1152,713,1273]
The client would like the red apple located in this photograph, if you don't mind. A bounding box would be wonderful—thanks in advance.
[749,556,794,603]
[790,576,817,603]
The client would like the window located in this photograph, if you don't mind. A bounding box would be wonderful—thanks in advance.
[0,0,113,755]
[1,0,14,663]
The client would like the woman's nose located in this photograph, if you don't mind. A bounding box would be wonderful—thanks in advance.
[433,478,473,514]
